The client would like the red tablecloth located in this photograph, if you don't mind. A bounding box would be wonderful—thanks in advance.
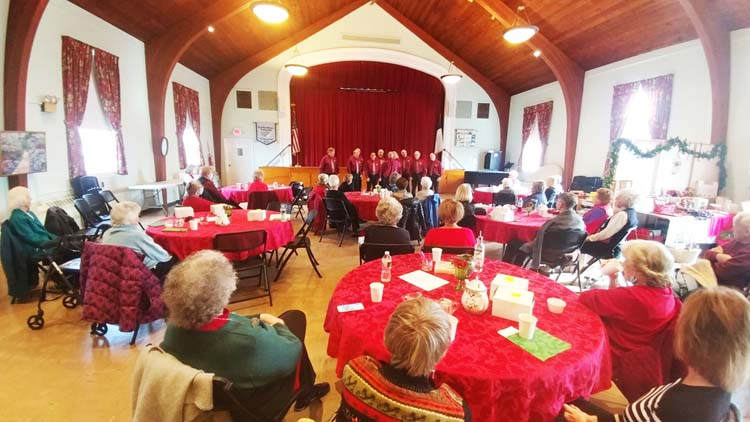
[324,255,611,421]
[146,210,294,261]
[473,187,496,205]
[345,191,380,222]
[475,211,549,243]
[707,212,734,237]
[219,185,294,204]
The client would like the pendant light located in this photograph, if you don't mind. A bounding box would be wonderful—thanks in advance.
[284,46,308,77]
[503,5,538,44]
[252,1,289,24]
[440,61,462,84]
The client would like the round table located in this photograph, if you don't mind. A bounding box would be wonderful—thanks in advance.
[220,185,294,204]
[344,191,381,222]
[476,210,549,243]
[473,186,498,204]
[324,255,611,421]
[146,210,294,261]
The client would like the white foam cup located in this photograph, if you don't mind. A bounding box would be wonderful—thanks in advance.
[432,247,443,263]
[189,219,199,231]
[518,313,538,340]
[370,282,384,303]
[547,298,566,314]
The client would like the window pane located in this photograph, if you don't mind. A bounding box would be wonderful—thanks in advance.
[521,120,543,172]
[621,89,653,141]
[183,118,201,167]
[79,128,117,174]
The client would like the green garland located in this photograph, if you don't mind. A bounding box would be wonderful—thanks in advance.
[603,137,727,191]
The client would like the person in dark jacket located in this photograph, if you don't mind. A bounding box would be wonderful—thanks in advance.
[523,180,548,209]
[338,174,355,193]
[198,166,239,208]
[544,175,563,208]
[363,197,411,245]
[326,175,361,231]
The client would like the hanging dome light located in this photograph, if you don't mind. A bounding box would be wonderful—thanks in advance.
[502,5,538,44]
[252,1,289,24]
[440,61,462,84]
[285,63,308,76]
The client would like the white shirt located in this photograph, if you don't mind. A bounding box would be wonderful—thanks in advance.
[588,208,628,242]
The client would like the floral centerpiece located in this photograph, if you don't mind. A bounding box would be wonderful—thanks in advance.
[452,254,474,290]
[524,203,534,216]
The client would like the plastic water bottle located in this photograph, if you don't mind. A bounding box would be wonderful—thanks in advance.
[473,231,485,274]
[381,251,392,283]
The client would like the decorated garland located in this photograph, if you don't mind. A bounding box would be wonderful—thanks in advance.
[603,137,727,191]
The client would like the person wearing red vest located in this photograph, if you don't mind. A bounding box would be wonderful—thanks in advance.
[365,152,381,191]
[319,147,337,175]
[427,152,443,193]
[347,148,363,192]
[410,150,426,196]
[399,149,412,192]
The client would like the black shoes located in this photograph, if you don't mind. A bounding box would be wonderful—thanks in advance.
[294,382,331,411]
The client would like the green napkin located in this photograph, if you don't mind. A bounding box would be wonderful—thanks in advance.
[507,328,571,361]
[148,220,167,227]
[162,227,188,232]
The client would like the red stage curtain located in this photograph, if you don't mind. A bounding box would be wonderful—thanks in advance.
[290,61,444,166]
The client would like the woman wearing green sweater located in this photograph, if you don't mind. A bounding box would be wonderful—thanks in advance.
[6,186,57,256]
[160,250,329,417]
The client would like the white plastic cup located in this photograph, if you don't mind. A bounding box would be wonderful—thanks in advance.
[189,219,199,231]
[370,282,384,303]
[547,298,566,314]
[432,248,443,263]
[518,313,538,340]
[601,259,622,276]
[448,315,458,341]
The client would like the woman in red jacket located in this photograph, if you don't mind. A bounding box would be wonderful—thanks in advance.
[181,181,216,212]
[423,199,476,248]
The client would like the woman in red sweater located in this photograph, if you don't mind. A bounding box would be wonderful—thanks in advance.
[181,181,216,212]
[423,198,476,248]
[248,169,269,193]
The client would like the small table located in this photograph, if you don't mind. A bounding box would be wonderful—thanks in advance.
[475,210,550,243]
[324,254,611,420]
[129,181,183,216]
[145,210,294,261]
[344,191,381,222]
[220,185,294,204]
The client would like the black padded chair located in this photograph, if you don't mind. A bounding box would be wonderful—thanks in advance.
[83,193,111,221]
[420,244,474,255]
[71,175,101,198]
[248,191,278,210]
[521,229,587,291]
[493,191,517,206]
[398,198,427,242]
[213,230,270,305]
[291,185,310,219]
[320,198,353,247]
[580,227,637,286]
[359,242,414,263]
[212,376,304,422]
[99,189,119,209]
[73,198,110,236]
[275,210,321,281]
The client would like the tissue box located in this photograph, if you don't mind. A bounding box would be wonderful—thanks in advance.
[247,209,266,221]
[434,261,454,275]
[174,207,194,218]
[490,274,529,298]
[210,204,226,216]
[489,206,515,222]
[492,289,534,321]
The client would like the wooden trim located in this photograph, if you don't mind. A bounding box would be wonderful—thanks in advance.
[678,0,730,144]
[474,0,584,187]
[3,0,49,188]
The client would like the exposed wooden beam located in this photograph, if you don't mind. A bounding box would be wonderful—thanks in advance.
[145,0,249,181]
[474,0,584,186]
[3,0,49,188]
[678,0,730,144]
[209,0,369,174]
[377,0,511,164]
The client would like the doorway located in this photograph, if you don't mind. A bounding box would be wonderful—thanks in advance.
[223,138,255,184]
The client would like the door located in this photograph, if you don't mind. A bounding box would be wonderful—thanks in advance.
[223,138,255,184]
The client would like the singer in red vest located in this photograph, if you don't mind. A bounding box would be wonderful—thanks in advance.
[399,149,412,193]
[428,152,443,193]
[319,147,337,175]
[365,152,381,191]
[347,148,363,192]
[411,150,427,196]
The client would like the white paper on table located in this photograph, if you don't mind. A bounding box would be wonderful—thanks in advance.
[399,270,449,292]
[498,326,519,338]
[269,214,282,221]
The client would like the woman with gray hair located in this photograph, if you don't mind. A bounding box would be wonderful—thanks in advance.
[336,297,470,421]
[363,197,411,245]
[160,250,329,415]
[415,176,434,201]
[581,189,639,257]
[701,211,750,289]
[248,169,269,192]
[101,201,176,279]
[326,174,362,231]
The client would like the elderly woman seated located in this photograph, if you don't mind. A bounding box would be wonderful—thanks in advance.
[582,188,613,234]
[415,176,435,201]
[499,178,516,195]
[181,181,215,212]
[101,201,177,279]
[160,250,330,416]
[5,186,57,254]
[363,197,411,245]
[581,189,638,257]
[523,180,547,208]
[336,297,470,421]
[198,166,240,208]
[248,169,269,192]
[338,174,355,193]
[562,286,749,422]
[326,175,362,231]
[423,199,476,248]
[701,212,750,290]
[544,175,563,208]
[392,177,413,201]
[454,183,486,229]
[387,172,401,192]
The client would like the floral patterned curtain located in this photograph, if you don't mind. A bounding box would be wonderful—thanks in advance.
[610,81,639,141]
[640,74,674,140]
[518,101,553,169]
[517,104,538,167]
[172,82,189,169]
[93,49,127,175]
[62,36,93,178]
[185,85,204,165]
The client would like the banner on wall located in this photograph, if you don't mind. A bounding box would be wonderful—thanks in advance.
[455,129,477,147]
[255,122,277,145]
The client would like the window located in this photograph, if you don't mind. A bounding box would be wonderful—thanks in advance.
[620,89,653,141]
[521,118,543,173]
[79,68,118,174]
[183,116,202,167]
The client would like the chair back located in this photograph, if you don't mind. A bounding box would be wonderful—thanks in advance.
[323,198,350,224]
[297,209,317,238]
[420,194,441,229]
[71,175,101,198]
[213,230,267,255]
[212,377,302,422]
[493,191,517,206]
[458,214,476,230]
[83,193,110,219]
[398,198,427,241]
[290,181,304,199]
[360,242,414,263]
[248,191,278,210]
[421,244,474,255]
[538,229,587,266]
[74,198,102,226]
[266,201,281,212]
[99,189,119,206]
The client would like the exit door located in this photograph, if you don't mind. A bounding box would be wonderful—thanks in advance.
[223,138,255,184]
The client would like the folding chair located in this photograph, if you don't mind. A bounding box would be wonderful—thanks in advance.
[73,198,110,237]
[99,189,120,209]
[213,230,271,305]
[359,242,414,264]
[320,198,353,247]
[521,229,587,291]
[275,210,321,281]
[248,191,278,210]
[212,377,304,422]
[291,185,310,219]
[83,192,111,221]
[493,191,517,206]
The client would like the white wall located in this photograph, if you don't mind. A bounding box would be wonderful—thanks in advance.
[726,28,750,201]
[220,3,501,180]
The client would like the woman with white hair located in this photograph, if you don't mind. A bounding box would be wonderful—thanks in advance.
[248,169,269,193]
[701,211,750,289]
[544,175,563,208]
[325,174,362,231]
[5,186,57,253]
[102,201,176,279]
[454,183,485,229]
[160,250,330,416]
[581,189,639,257]
[363,197,410,245]
[197,166,239,208]
[336,297,470,421]
[415,176,434,201]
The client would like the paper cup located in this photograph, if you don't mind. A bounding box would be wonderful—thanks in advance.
[370,282,384,303]
[547,298,566,314]
[448,315,458,341]
[432,248,443,263]
[518,313,537,340]
[164,220,174,228]
[601,259,622,276]
[189,219,199,231]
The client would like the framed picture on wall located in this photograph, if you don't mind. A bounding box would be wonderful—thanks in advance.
[477,103,490,119]
[454,129,477,147]
[255,122,277,145]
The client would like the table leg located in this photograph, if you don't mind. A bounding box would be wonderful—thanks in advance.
[161,188,169,216]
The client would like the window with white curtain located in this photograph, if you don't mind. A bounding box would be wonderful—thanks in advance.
[78,68,118,175]
[183,115,201,167]
[521,118,543,173]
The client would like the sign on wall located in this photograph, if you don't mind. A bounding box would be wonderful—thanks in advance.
[255,122,277,145]
[454,129,477,147]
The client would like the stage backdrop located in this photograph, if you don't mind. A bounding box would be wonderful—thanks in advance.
[290,61,444,166]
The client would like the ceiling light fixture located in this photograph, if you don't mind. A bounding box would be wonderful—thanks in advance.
[207,25,215,33]
[503,5,538,44]
[440,61,462,84]
[533,49,541,58]
[252,1,289,24]
[285,46,308,76]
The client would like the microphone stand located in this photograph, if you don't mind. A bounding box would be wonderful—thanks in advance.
[266,144,292,166]
[440,148,465,169]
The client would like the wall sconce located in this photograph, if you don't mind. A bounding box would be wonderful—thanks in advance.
[41,95,58,113]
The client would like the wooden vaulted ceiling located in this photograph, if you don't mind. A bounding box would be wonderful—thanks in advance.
[71,0,750,95]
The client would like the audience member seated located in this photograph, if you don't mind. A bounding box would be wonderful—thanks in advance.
[502,192,585,269]
[339,174,355,193]
[579,240,681,400]
[581,189,638,257]
[415,176,435,201]
[387,172,400,192]
[248,169,269,192]
[507,169,521,191]
[160,250,330,416]
[102,201,177,280]
[392,177,413,201]
[181,181,215,212]
[5,186,58,257]
[198,166,240,208]
[423,199,476,248]
[701,212,750,290]
[335,297,470,421]
[545,175,563,208]
[523,180,547,208]
[326,175,362,232]
[499,178,516,195]
[582,188,613,234]
[363,197,411,245]
[308,174,330,234]
[454,183,486,230]
[562,286,749,422]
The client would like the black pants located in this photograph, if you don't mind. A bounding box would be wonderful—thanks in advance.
[278,310,317,392]
[581,240,617,258]
[151,256,179,281]
[352,174,362,192]
[367,175,379,191]
[411,173,423,196]
[430,175,440,194]
[502,239,530,266]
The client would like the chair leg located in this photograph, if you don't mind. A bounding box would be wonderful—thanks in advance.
[130,324,140,345]
[338,224,346,247]
[306,245,322,278]
[555,268,563,282]
[579,256,600,275]
[264,262,272,306]
[576,260,583,293]
[275,249,296,282]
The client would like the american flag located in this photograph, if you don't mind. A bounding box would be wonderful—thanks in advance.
[291,103,301,155]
